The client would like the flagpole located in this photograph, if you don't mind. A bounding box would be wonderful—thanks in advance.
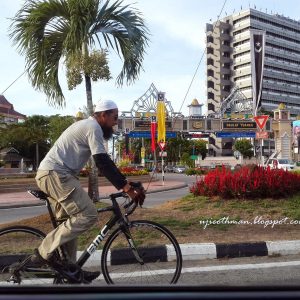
[161,153,165,186]
[156,91,166,186]
[251,29,266,166]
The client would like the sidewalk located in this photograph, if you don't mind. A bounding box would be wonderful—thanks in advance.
[0,180,187,209]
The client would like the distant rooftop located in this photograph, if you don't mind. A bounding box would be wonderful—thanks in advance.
[0,95,26,119]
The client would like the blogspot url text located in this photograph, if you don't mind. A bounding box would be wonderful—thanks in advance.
[199,216,300,229]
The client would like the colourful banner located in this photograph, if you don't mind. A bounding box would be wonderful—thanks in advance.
[150,116,157,152]
[157,92,166,143]
[293,120,300,153]
[250,29,266,116]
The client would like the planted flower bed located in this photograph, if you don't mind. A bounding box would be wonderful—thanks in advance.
[79,166,149,177]
[118,166,149,176]
[190,165,300,199]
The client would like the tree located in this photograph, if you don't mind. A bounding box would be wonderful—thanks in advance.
[233,139,254,159]
[180,153,193,168]
[0,116,50,169]
[48,115,74,145]
[189,140,208,160]
[24,115,50,169]
[10,0,149,200]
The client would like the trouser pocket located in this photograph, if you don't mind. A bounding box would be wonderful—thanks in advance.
[36,170,86,215]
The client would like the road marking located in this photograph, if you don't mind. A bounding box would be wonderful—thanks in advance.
[182,260,300,273]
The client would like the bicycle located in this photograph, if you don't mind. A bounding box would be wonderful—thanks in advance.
[0,185,182,285]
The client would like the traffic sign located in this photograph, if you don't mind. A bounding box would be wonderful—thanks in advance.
[253,115,269,130]
[158,141,166,150]
[159,151,167,157]
[256,131,269,139]
[128,131,176,138]
[216,131,256,138]
[190,155,198,160]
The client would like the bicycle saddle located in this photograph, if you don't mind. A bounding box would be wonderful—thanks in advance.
[28,189,49,200]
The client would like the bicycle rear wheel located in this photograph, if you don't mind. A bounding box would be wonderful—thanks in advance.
[0,226,61,285]
[101,220,182,284]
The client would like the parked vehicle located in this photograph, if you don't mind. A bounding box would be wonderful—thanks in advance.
[267,158,295,171]
[173,165,186,173]
[164,165,175,173]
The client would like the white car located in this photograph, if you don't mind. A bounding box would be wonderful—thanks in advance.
[173,165,186,173]
[267,158,295,171]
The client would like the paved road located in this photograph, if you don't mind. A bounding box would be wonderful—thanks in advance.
[79,254,300,286]
[0,205,47,225]
[0,173,196,225]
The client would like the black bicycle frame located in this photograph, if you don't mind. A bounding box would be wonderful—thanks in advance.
[76,193,128,267]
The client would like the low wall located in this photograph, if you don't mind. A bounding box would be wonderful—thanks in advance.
[197,156,259,168]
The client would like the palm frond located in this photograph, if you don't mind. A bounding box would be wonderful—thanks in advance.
[10,0,71,106]
[9,0,149,107]
[92,0,149,85]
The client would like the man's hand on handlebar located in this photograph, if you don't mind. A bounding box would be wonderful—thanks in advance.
[125,182,146,206]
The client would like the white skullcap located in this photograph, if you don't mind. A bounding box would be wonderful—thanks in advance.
[95,100,118,112]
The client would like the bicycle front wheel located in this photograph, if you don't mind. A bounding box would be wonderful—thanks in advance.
[101,220,182,284]
[0,226,61,285]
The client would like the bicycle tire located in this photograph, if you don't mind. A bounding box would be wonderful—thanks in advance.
[101,220,182,284]
[0,225,62,285]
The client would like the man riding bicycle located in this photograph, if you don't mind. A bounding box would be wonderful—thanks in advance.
[29,99,145,282]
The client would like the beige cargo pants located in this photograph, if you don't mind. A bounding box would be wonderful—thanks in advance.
[35,170,98,263]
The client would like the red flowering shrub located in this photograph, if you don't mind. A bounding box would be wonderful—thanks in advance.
[190,165,300,199]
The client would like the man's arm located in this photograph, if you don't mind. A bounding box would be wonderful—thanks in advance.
[93,153,129,190]
[93,153,145,205]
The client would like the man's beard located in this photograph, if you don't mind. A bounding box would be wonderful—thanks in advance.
[101,125,114,140]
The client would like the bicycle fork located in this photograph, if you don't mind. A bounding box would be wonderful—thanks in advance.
[120,223,144,265]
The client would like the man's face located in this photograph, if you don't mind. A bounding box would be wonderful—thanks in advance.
[97,109,118,140]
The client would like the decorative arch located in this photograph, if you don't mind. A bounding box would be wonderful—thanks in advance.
[120,83,181,118]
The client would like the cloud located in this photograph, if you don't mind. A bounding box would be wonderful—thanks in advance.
[136,0,206,50]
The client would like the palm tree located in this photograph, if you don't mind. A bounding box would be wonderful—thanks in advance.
[10,0,149,200]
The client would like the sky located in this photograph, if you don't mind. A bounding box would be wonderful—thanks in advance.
[1,0,300,118]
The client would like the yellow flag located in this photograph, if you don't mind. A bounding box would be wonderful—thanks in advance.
[157,93,166,143]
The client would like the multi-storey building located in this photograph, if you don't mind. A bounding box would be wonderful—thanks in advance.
[206,8,300,117]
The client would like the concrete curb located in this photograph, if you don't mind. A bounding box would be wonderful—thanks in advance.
[80,240,300,267]
[1,240,300,270]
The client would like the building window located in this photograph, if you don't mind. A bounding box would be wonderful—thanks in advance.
[207,47,214,55]
[208,81,214,89]
[208,92,215,100]
[223,85,231,92]
[207,69,214,77]
[207,103,215,112]
[207,36,214,43]
[207,58,214,65]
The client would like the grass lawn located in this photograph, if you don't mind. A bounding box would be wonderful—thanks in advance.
[1,193,300,250]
